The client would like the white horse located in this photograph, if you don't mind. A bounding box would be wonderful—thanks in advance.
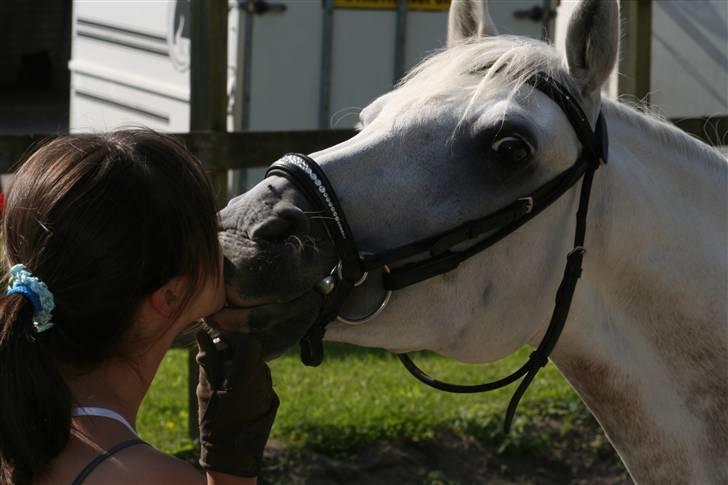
[218,0,728,482]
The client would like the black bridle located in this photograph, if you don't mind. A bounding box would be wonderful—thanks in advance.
[265,72,608,433]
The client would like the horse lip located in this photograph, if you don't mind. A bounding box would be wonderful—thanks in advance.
[223,288,276,309]
[219,230,290,252]
[222,228,326,264]
[225,289,317,311]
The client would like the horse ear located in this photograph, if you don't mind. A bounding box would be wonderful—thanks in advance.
[564,0,620,97]
[447,0,498,48]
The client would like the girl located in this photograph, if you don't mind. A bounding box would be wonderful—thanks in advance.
[0,130,278,484]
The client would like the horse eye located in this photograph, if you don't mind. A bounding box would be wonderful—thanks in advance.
[490,135,534,164]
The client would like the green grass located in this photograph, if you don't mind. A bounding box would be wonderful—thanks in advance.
[137,349,194,454]
[138,343,607,460]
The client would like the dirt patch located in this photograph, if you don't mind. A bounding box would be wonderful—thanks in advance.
[259,433,631,485]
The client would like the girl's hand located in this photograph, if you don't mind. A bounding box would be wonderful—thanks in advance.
[195,329,278,478]
[204,292,323,334]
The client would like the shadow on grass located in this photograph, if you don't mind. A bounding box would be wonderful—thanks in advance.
[319,342,391,359]
[274,341,394,362]
[173,414,627,485]
[295,341,469,362]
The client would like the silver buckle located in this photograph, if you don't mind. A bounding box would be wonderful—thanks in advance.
[568,246,586,257]
[518,197,534,214]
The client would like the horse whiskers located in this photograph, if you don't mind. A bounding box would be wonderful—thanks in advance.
[286,235,305,253]
[284,234,321,255]
[309,215,338,222]
[299,235,322,254]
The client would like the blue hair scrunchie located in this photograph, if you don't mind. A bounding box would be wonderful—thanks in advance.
[6,264,56,333]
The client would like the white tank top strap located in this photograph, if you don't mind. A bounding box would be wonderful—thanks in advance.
[71,406,138,436]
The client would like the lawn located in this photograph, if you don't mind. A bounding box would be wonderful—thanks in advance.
[138,343,621,475]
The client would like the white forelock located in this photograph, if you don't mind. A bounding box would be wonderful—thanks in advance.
[390,36,581,123]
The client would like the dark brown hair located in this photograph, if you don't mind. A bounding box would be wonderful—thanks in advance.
[0,130,221,484]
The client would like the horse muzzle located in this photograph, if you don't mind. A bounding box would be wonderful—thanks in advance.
[218,174,338,359]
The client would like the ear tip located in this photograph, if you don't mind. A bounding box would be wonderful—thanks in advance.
[447,0,498,48]
[600,0,621,20]
[564,0,621,94]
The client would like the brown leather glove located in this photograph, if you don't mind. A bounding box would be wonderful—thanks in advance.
[196,329,279,477]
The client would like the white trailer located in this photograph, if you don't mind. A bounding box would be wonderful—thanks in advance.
[69,0,554,134]
[67,1,727,161]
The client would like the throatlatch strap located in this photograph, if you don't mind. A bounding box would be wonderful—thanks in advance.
[399,162,596,433]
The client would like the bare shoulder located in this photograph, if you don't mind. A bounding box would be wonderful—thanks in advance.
[85,443,205,485]
[133,445,206,484]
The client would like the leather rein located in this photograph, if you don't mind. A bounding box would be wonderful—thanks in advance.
[265,72,608,433]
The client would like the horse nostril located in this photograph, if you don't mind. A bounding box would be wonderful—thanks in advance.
[250,205,309,242]
[250,217,293,241]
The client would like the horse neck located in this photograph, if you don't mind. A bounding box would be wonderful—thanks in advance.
[550,100,728,483]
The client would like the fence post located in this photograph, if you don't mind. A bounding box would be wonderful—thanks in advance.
[191,0,229,204]
[188,0,229,440]
[619,0,652,104]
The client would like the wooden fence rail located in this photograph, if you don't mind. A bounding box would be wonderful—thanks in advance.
[0,129,358,174]
[1,116,725,175]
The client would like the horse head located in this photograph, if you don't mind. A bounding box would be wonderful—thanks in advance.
[220,0,619,362]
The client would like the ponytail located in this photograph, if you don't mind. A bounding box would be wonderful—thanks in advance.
[0,295,71,484]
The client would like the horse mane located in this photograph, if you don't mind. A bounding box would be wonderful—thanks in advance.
[395,36,580,122]
[602,99,727,166]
